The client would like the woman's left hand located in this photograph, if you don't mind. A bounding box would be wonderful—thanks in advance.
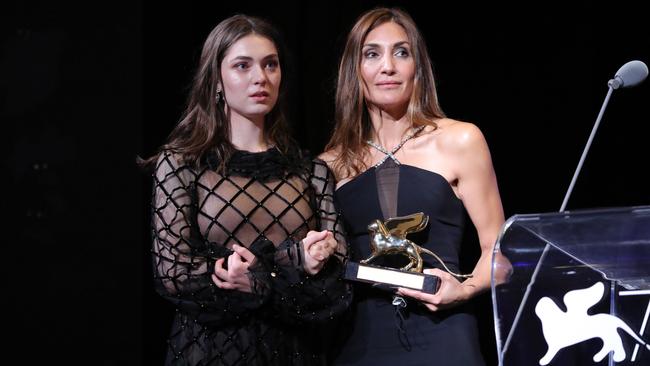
[302,230,338,275]
[396,268,469,312]
[212,244,257,293]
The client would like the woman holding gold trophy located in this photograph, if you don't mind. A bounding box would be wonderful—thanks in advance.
[320,7,511,365]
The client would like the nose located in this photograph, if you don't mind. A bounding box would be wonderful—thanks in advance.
[380,54,396,76]
[251,64,268,85]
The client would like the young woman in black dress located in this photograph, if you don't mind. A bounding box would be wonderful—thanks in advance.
[142,14,350,366]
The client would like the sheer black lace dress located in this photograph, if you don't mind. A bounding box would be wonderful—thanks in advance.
[151,147,351,366]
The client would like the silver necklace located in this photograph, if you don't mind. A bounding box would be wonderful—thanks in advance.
[366,125,425,168]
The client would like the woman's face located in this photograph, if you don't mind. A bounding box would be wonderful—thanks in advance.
[220,34,281,121]
[360,22,415,112]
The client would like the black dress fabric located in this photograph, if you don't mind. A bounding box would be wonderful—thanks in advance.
[333,161,485,366]
[151,147,351,366]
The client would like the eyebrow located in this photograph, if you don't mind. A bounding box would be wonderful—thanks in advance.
[362,41,410,49]
[229,54,279,62]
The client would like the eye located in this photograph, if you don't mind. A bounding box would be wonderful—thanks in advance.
[234,62,249,70]
[364,50,379,59]
[395,48,410,57]
[265,59,279,70]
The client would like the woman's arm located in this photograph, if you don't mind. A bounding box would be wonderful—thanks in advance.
[266,158,352,325]
[398,122,511,311]
[151,151,268,324]
[453,123,505,298]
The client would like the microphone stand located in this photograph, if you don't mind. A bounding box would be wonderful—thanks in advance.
[560,86,614,212]
[500,84,616,358]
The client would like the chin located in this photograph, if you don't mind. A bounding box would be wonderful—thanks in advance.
[245,108,271,119]
[370,95,408,105]
[373,99,407,109]
[244,107,274,119]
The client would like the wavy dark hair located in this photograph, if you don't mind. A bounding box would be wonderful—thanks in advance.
[140,14,292,170]
[325,7,445,180]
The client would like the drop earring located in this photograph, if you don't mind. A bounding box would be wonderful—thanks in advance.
[215,87,222,103]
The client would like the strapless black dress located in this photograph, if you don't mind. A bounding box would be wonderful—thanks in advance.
[333,160,485,365]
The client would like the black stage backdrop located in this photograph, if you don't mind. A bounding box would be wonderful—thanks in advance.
[1,1,649,365]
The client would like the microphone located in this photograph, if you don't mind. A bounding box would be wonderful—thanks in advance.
[559,60,648,211]
[607,60,649,89]
[500,60,648,360]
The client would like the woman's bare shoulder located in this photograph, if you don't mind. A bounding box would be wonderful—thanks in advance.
[318,149,341,166]
[434,118,486,152]
[319,148,358,187]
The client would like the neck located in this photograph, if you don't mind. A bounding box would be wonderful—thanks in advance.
[368,104,412,149]
[228,111,269,152]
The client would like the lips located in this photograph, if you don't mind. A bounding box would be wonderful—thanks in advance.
[376,81,401,86]
[250,91,270,97]
[375,81,402,89]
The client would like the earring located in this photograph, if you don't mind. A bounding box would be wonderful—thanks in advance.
[215,88,222,103]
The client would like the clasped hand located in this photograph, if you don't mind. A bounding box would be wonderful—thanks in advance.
[212,244,257,293]
[302,230,338,275]
[212,231,339,292]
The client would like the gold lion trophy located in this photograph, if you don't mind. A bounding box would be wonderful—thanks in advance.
[344,212,472,294]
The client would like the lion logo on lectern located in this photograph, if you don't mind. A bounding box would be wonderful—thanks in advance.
[535,282,650,365]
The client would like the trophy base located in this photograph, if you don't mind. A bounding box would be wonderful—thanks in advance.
[344,261,440,294]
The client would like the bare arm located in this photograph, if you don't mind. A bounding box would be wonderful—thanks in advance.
[398,122,510,310]
[453,123,505,299]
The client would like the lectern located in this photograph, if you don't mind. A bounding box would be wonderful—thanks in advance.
[492,206,650,365]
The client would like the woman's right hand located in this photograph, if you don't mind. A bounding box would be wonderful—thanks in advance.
[212,244,257,293]
[302,230,337,275]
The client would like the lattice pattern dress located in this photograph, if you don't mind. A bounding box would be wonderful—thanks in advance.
[151,147,351,366]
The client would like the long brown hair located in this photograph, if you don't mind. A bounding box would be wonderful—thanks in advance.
[140,14,292,170]
[325,7,445,180]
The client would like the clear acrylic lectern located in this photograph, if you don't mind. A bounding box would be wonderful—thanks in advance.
[492,206,650,366]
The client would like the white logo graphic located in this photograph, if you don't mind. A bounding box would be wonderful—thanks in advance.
[535,282,650,365]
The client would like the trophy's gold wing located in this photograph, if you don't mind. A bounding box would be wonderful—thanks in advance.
[383,212,429,237]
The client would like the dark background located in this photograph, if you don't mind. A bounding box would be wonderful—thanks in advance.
[2,0,649,365]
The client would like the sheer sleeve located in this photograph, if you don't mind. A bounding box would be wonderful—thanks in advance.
[311,158,348,262]
[151,151,267,326]
[267,158,352,325]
